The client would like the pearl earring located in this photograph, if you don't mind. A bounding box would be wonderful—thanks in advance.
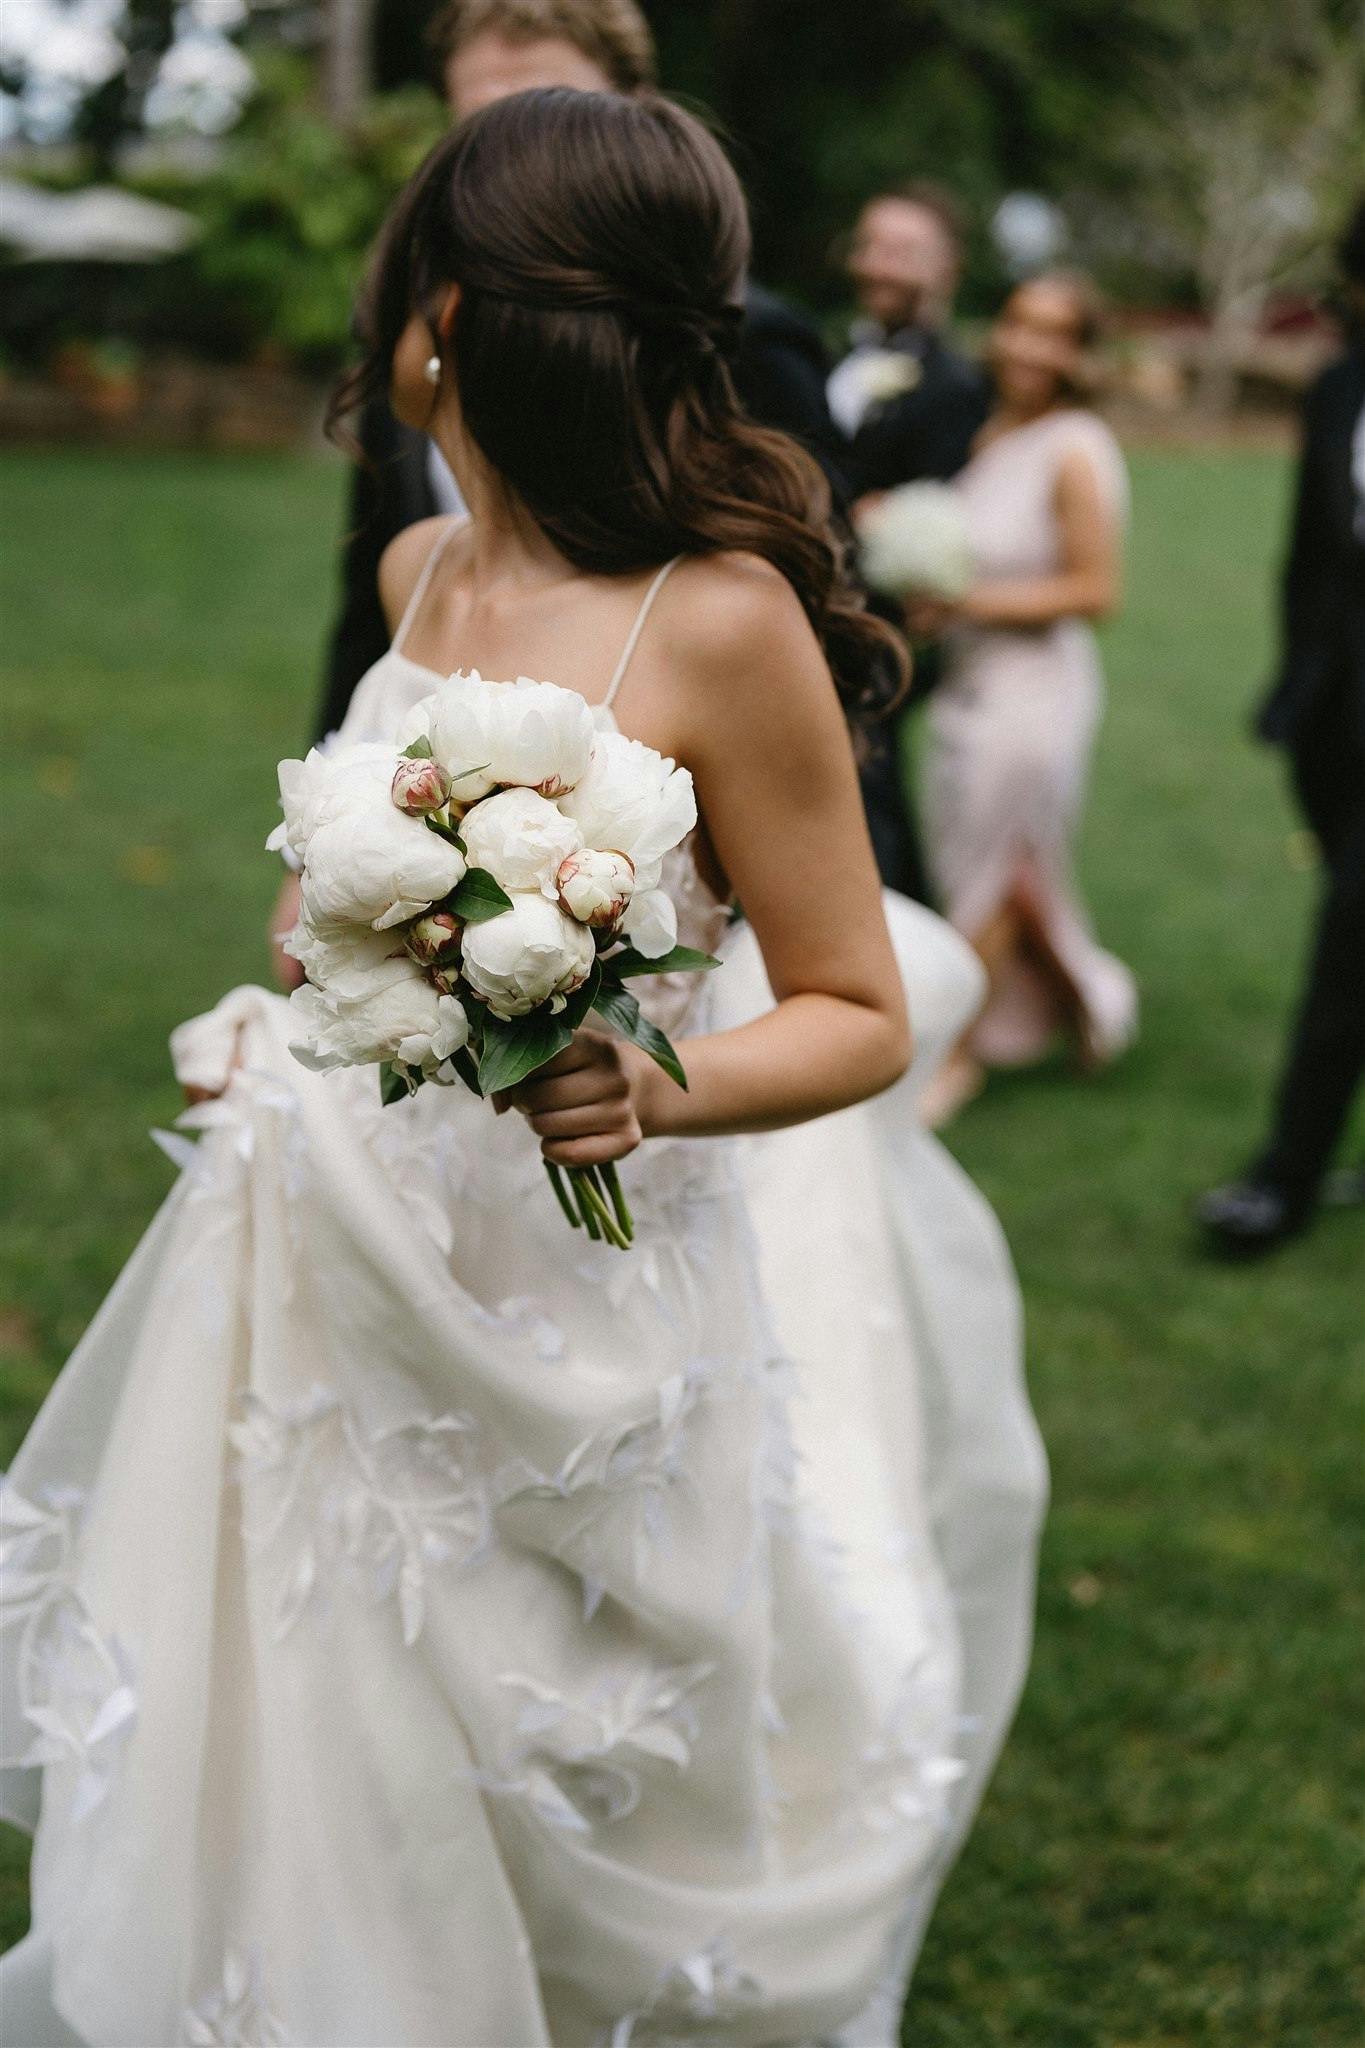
[423,354,442,386]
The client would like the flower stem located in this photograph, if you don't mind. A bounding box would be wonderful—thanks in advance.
[571,1171,602,1240]
[575,1171,630,1250]
[598,1161,634,1240]
[545,1160,581,1230]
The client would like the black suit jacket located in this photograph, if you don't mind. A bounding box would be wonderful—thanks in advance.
[736,283,851,499]
[843,331,990,496]
[1258,343,1365,757]
[314,283,853,743]
[316,399,437,742]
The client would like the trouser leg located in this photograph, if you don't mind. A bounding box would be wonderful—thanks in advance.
[1257,806,1365,1193]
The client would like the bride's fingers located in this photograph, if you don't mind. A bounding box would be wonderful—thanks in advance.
[513,1061,628,1117]
[533,1036,604,1079]
[526,1096,637,1140]
[541,1123,642,1168]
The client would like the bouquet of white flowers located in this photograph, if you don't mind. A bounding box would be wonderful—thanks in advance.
[269,672,716,1248]
[855,480,973,605]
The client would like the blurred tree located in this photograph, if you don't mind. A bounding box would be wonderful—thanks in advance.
[172,51,445,366]
[1117,0,1364,406]
[322,0,377,126]
[69,0,178,177]
[642,0,1182,313]
[308,0,1185,313]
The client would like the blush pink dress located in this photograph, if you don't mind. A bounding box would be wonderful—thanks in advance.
[925,408,1138,1066]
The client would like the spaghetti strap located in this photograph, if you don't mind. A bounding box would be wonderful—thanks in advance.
[393,517,468,655]
[603,556,683,709]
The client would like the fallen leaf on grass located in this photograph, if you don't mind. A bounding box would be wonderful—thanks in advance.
[37,758,79,799]
[0,1302,39,1356]
[121,845,174,885]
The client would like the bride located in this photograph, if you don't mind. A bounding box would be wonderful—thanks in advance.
[0,89,1044,2047]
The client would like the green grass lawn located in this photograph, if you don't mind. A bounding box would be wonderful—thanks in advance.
[1,445,1361,2043]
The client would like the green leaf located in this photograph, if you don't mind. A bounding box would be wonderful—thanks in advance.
[423,811,465,848]
[477,1009,574,1096]
[379,1059,421,1106]
[449,1047,482,1096]
[448,867,513,924]
[401,736,434,760]
[609,944,720,979]
[591,983,688,1090]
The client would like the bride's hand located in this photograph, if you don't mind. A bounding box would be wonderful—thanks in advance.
[499,1031,651,1168]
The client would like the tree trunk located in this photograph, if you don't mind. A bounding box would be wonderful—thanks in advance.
[322,0,377,130]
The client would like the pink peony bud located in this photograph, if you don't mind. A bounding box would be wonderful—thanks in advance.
[405,911,462,968]
[392,757,453,814]
[556,847,635,929]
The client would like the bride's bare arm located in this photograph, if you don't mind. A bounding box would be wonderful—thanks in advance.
[512,555,910,1163]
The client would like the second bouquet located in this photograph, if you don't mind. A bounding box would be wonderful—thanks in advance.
[269,670,717,1249]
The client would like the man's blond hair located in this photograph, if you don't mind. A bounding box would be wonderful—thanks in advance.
[428,0,657,95]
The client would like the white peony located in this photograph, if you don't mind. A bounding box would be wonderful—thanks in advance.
[556,847,635,929]
[267,741,399,865]
[300,795,466,932]
[405,670,596,803]
[390,756,452,814]
[558,730,697,890]
[288,967,469,1077]
[620,887,678,959]
[483,676,596,796]
[285,914,419,1002]
[460,787,583,898]
[460,893,596,1020]
[856,481,973,603]
[402,673,498,807]
[403,911,462,967]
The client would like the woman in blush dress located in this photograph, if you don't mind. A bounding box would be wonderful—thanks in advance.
[914,273,1136,1122]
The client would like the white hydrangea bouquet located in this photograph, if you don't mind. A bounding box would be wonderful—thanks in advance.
[269,672,716,1249]
[856,480,973,604]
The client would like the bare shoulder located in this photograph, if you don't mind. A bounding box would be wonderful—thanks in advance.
[1053,412,1128,511]
[378,516,459,632]
[665,551,818,683]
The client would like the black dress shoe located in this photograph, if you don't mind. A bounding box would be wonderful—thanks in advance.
[1195,1177,1316,1259]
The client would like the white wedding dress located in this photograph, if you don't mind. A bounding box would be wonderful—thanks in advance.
[0,534,1047,2048]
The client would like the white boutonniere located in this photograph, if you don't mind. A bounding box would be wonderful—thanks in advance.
[858,350,923,408]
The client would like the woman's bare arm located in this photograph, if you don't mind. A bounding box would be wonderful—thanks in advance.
[961,445,1122,629]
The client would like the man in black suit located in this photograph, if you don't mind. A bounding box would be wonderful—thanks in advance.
[828,183,990,497]
[824,185,990,902]
[1199,200,1365,1257]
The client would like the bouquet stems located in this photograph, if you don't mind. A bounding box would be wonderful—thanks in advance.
[545,1160,633,1250]
[598,1162,634,1239]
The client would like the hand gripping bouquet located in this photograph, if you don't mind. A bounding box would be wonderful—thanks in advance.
[855,480,972,605]
[269,672,717,1249]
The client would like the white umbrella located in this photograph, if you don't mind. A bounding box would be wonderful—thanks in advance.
[0,177,198,261]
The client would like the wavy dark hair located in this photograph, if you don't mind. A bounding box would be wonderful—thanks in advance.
[330,88,906,719]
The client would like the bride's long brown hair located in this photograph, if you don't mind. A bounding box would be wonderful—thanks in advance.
[330,88,906,720]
